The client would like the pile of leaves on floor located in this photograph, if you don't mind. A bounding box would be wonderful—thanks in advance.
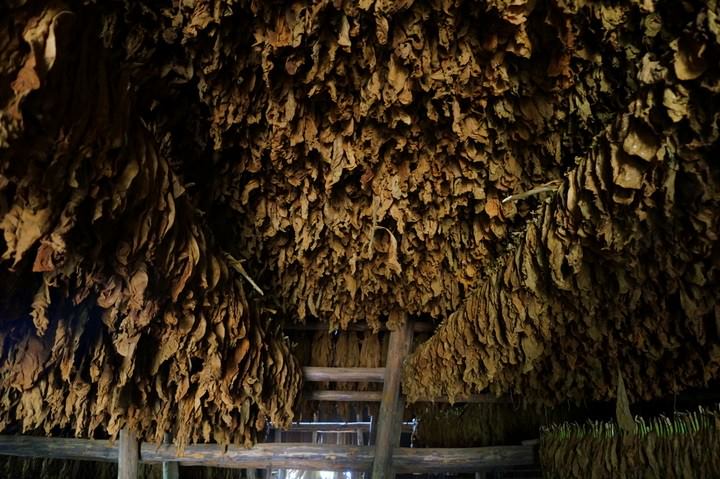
[404,1,720,406]
[540,404,720,478]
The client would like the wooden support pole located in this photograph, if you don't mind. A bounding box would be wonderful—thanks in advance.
[162,433,179,479]
[303,367,385,382]
[118,428,139,479]
[372,317,413,478]
[275,429,286,479]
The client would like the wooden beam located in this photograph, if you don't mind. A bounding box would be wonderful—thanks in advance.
[118,428,139,479]
[286,321,434,333]
[142,443,374,471]
[303,367,385,382]
[372,318,413,478]
[0,436,117,462]
[306,390,383,402]
[412,394,508,404]
[0,436,536,472]
[392,446,536,473]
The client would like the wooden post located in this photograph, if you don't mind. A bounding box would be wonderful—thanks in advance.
[371,317,413,478]
[356,413,364,446]
[118,428,139,479]
[275,430,286,479]
[162,433,179,479]
[350,413,364,479]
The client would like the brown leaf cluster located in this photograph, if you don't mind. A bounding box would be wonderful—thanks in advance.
[0,5,300,446]
[412,402,548,448]
[404,1,720,406]
[540,406,720,478]
[89,0,633,331]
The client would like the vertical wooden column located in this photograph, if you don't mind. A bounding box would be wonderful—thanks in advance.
[371,317,413,478]
[275,429,286,479]
[162,433,179,479]
[118,428,139,479]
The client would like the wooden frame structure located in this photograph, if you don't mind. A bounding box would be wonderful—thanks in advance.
[0,321,537,477]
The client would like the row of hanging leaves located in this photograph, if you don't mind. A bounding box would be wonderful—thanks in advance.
[540,405,720,478]
[403,1,720,407]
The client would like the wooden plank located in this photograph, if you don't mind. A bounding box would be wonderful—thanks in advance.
[413,394,508,404]
[392,446,536,473]
[286,321,434,333]
[305,389,504,403]
[0,436,536,472]
[0,436,117,462]
[303,367,385,382]
[142,443,374,471]
[372,317,413,478]
[118,428,139,479]
[143,444,535,473]
[306,390,383,402]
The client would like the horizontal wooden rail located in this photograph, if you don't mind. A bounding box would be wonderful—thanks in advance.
[303,367,385,382]
[416,394,509,404]
[305,390,505,403]
[0,436,536,472]
[307,390,383,402]
[143,443,372,471]
[0,436,116,463]
[392,445,536,473]
[286,321,435,333]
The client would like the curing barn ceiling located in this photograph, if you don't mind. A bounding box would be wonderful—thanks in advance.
[1,0,719,446]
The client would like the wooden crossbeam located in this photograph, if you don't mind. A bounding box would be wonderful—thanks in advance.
[306,390,383,401]
[305,389,505,403]
[303,367,385,382]
[285,321,435,333]
[0,436,536,472]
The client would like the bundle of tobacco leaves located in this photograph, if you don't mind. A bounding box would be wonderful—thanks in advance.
[404,1,720,406]
[0,4,301,446]
[540,405,720,478]
[412,402,546,447]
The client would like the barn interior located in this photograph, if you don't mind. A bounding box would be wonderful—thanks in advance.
[1,0,719,477]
